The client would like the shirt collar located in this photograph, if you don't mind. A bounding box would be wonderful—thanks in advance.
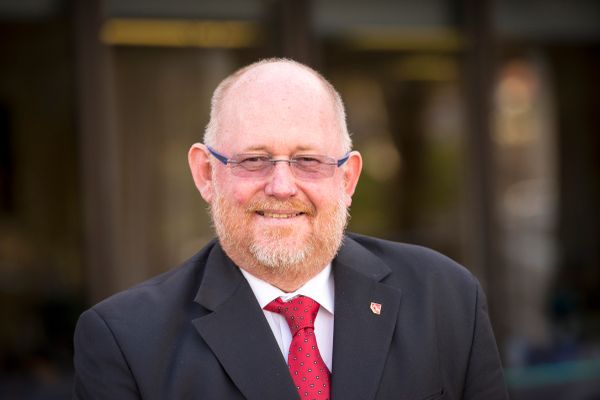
[240,265,334,315]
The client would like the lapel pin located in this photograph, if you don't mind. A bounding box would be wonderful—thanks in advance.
[370,302,382,315]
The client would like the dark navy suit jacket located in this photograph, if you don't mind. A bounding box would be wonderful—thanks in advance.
[73,233,508,399]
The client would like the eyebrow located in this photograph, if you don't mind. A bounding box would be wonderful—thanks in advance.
[242,145,269,153]
[240,144,321,154]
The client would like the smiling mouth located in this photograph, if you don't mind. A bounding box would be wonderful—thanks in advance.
[256,211,305,219]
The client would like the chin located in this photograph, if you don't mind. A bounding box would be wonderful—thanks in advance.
[254,222,310,243]
[254,226,310,255]
[249,239,312,270]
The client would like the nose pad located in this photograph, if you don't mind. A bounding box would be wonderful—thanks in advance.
[264,161,298,199]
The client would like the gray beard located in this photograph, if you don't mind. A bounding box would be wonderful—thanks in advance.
[248,234,314,270]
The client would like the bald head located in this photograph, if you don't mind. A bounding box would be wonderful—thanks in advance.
[204,59,351,152]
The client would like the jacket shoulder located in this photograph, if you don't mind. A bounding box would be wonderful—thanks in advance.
[344,232,478,289]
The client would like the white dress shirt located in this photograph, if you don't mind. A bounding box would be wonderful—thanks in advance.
[240,265,335,371]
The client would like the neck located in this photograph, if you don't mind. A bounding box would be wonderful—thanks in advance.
[242,264,325,293]
[222,246,330,292]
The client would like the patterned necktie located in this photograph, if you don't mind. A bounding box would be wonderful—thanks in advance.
[265,295,331,400]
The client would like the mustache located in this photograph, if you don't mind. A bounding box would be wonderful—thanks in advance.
[246,199,316,216]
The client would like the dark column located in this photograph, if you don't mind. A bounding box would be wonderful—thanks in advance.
[551,45,600,340]
[73,0,123,302]
[458,0,507,350]
[265,0,314,65]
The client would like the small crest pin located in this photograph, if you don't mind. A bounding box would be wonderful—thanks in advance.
[370,302,382,315]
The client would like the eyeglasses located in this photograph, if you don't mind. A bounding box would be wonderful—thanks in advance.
[206,146,350,180]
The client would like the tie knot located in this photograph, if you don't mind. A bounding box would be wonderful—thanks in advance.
[265,295,320,335]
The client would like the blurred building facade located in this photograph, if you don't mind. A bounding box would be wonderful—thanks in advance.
[0,0,599,399]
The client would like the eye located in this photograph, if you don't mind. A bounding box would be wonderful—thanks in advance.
[294,156,322,167]
[237,155,271,170]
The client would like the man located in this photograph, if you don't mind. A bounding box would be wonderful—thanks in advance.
[73,59,508,400]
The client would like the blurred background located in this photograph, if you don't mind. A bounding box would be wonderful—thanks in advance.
[0,0,599,399]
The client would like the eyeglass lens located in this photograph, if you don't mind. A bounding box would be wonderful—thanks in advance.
[230,157,336,180]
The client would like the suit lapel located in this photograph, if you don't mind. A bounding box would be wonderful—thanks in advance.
[331,237,403,400]
[192,244,299,400]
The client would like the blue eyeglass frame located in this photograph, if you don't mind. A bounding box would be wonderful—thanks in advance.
[206,146,350,168]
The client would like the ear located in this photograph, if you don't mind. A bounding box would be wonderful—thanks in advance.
[342,150,362,207]
[188,143,214,203]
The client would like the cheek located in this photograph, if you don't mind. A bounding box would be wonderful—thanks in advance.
[231,191,251,206]
[300,180,343,210]
[227,181,263,207]
[213,169,257,206]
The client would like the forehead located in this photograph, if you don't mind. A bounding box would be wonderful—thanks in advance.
[215,64,343,154]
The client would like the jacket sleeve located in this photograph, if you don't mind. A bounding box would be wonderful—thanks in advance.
[462,284,509,400]
[73,308,141,399]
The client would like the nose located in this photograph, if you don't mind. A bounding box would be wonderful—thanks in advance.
[264,161,298,199]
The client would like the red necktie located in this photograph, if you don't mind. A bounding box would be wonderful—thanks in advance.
[265,295,331,400]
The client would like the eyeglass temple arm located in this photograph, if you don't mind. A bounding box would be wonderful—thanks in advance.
[337,153,350,167]
[206,146,230,165]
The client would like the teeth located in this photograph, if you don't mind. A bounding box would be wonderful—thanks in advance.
[261,212,300,219]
